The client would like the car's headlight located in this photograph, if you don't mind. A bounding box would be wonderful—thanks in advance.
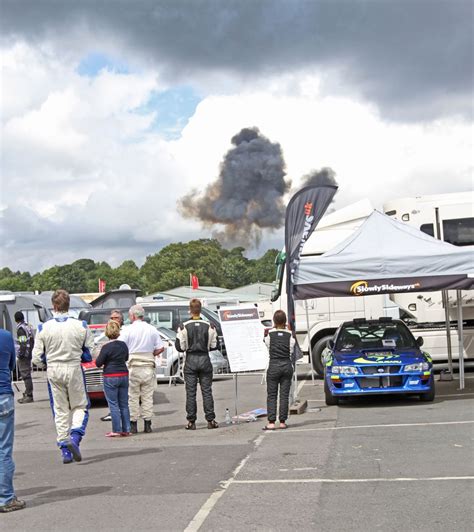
[332,366,358,376]
[404,362,430,372]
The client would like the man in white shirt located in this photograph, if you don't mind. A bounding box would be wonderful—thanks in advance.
[119,305,164,433]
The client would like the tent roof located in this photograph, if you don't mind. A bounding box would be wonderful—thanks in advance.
[293,210,474,299]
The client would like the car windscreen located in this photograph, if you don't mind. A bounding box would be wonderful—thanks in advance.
[89,312,111,325]
[336,322,417,351]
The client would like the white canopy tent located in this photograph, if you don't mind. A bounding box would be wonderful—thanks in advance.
[293,210,474,388]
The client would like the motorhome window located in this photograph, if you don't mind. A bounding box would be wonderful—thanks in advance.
[420,223,434,237]
[443,218,474,246]
[385,210,396,216]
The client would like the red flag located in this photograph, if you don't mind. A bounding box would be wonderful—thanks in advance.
[98,279,106,293]
[191,274,199,290]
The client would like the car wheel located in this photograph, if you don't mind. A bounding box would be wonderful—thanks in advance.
[419,377,435,402]
[324,376,339,406]
[312,336,332,376]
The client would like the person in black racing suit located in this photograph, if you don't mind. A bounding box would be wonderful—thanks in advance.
[14,312,34,404]
[175,299,218,430]
[263,310,295,430]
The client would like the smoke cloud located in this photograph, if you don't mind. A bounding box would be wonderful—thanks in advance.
[179,127,291,246]
[301,167,338,188]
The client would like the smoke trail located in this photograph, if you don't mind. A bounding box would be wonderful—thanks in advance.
[179,127,291,246]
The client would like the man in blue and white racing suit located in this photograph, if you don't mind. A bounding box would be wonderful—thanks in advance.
[33,289,93,464]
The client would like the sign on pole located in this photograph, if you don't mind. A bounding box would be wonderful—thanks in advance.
[218,305,268,372]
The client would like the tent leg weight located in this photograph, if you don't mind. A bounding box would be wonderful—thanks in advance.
[289,400,308,415]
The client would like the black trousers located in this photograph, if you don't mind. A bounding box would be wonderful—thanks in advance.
[18,356,33,397]
[184,354,215,422]
[266,361,293,423]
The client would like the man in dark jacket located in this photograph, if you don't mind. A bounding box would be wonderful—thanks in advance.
[0,329,26,512]
[175,299,218,430]
[14,312,34,404]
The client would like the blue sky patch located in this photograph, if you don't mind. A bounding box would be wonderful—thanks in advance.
[136,86,203,140]
[77,52,129,77]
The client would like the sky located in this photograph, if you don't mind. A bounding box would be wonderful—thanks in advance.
[1,0,472,273]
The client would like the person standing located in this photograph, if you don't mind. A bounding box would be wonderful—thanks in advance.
[263,310,295,431]
[0,328,26,513]
[175,299,218,430]
[119,305,163,434]
[100,309,124,423]
[14,312,34,404]
[95,320,131,437]
[32,289,94,464]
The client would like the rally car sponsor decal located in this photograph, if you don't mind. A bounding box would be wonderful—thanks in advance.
[354,354,401,364]
[423,352,433,363]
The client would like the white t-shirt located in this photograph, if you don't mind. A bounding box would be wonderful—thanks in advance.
[119,320,164,353]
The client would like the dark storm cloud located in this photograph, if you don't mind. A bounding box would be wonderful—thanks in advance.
[179,127,291,246]
[1,0,472,121]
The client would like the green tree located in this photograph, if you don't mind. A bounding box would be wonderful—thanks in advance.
[141,239,225,292]
[250,249,279,283]
[111,260,145,291]
[32,266,62,291]
[85,261,113,292]
[220,247,252,288]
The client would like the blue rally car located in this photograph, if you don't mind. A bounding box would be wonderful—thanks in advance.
[324,318,435,405]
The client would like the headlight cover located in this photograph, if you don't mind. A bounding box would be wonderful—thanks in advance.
[332,365,358,376]
[404,362,430,372]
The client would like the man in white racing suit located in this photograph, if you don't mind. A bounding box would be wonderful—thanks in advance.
[119,304,164,434]
[32,289,93,464]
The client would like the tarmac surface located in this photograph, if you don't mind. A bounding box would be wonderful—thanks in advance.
[5,366,474,531]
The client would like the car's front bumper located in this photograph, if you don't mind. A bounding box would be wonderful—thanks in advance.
[327,371,432,396]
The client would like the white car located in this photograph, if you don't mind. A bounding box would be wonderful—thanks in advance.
[89,325,228,390]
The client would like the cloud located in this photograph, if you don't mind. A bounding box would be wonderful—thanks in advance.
[0,28,471,273]
[1,1,472,121]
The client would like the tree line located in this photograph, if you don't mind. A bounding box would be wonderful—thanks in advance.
[0,239,279,294]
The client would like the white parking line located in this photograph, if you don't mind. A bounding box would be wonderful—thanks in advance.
[184,433,266,532]
[233,476,474,485]
[285,420,474,433]
[437,393,474,397]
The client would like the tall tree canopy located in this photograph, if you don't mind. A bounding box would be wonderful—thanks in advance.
[1,243,279,294]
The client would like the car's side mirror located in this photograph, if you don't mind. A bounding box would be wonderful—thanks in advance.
[416,336,424,347]
[327,339,335,350]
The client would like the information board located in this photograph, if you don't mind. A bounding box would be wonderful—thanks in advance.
[218,305,269,372]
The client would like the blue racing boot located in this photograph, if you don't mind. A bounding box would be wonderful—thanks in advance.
[66,432,82,462]
[59,443,73,464]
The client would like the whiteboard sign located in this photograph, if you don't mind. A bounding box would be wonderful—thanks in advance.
[218,305,268,372]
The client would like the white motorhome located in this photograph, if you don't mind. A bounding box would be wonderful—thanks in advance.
[272,192,474,375]
[383,191,474,323]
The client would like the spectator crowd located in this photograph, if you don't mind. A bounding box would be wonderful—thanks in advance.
[0,289,294,513]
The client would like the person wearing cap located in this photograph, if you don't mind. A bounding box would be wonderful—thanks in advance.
[119,304,164,434]
[14,311,34,404]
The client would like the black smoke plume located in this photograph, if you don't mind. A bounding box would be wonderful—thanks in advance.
[301,167,338,188]
[179,127,291,246]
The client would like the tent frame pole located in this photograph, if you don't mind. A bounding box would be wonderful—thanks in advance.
[304,300,315,385]
[442,290,454,376]
[456,290,465,390]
